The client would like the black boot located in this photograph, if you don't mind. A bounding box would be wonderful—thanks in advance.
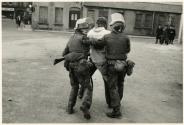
[67,106,74,114]
[80,106,91,120]
[106,107,122,118]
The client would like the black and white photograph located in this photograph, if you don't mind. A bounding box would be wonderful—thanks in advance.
[2,1,183,123]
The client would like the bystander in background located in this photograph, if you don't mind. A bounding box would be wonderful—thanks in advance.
[155,25,163,44]
[168,25,176,44]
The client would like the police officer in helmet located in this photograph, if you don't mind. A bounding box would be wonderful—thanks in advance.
[87,13,134,118]
[62,17,94,120]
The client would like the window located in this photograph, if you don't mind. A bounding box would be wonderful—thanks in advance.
[135,13,143,27]
[55,7,63,24]
[144,13,152,27]
[135,12,153,28]
[87,9,95,21]
[70,13,78,21]
[99,8,108,21]
[158,14,166,25]
[17,2,23,7]
[171,17,175,26]
[39,6,48,24]
[170,15,175,26]
[74,14,78,20]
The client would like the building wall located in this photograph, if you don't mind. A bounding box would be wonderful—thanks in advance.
[83,2,182,14]
[32,2,82,30]
[174,14,181,38]
[153,12,181,37]
[108,9,137,34]
[32,2,182,38]
[124,10,136,35]
[83,5,181,37]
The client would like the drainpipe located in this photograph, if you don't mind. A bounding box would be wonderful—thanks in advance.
[151,11,155,36]
[80,2,83,18]
[178,13,183,44]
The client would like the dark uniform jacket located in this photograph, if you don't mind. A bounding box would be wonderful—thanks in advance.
[62,32,89,62]
[156,28,163,39]
[93,32,130,60]
[168,28,176,40]
[163,28,169,41]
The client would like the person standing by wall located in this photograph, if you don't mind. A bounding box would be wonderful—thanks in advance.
[155,25,163,44]
[162,25,169,45]
[168,25,176,44]
[16,15,22,29]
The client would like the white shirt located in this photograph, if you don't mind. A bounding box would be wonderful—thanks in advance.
[87,27,110,64]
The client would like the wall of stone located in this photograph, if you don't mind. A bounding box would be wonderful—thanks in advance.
[32,2,181,38]
[32,2,82,30]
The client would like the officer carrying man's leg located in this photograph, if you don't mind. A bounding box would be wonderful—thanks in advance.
[62,17,94,120]
[86,13,135,118]
[105,13,135,118]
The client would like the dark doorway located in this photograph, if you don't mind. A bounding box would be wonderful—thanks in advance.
[69,7,80,29]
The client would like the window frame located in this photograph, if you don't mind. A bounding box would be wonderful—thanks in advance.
[39,6,48,25]
[134,13,143,28]
[55,7,63,25]
[144,13,153,28]
[98,8,108,21]
[87,9,95,22]
[134,11,153,29]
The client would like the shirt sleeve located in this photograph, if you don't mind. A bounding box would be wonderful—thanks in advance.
[91,35,106,47]
[87,29,93,38]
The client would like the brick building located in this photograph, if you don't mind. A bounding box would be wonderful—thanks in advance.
[31,2,182,37]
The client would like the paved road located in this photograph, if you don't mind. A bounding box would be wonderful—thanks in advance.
[2,19,183,123]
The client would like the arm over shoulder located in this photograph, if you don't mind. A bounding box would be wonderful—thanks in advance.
[91,34,107,47]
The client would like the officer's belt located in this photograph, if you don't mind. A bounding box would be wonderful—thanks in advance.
[107,59,126,65]
[69,58,87,68]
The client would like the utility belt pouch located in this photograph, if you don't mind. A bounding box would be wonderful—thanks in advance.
[77,59,91,74]
[114,60,127,72]
[69,62,78,68]
[107,60,127,72]
[126,60,135,76]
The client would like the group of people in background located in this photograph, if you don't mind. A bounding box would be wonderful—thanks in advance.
[155,24,176,45]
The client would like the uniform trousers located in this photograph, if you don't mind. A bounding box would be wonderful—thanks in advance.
[68,60,93,109]
[107,61,127,108]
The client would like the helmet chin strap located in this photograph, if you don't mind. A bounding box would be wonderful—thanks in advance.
[111,26,123,33]
[81,28,89,35]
